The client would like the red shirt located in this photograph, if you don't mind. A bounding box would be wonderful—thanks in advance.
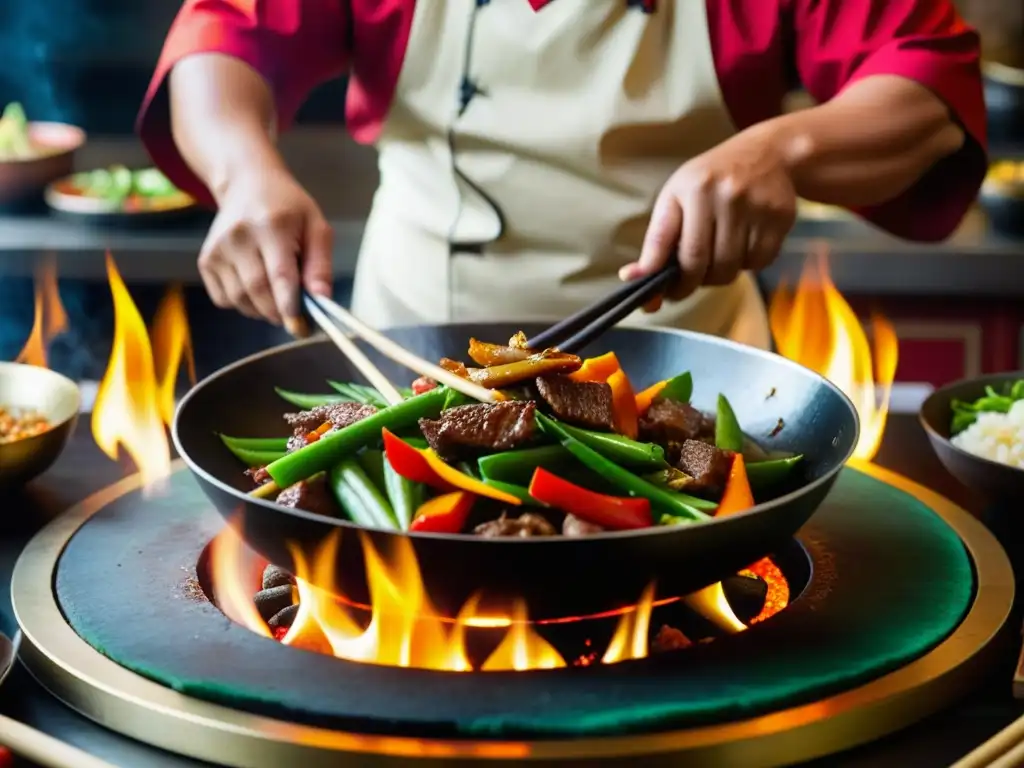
[139,0,987,243]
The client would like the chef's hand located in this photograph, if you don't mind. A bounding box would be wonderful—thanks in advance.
[621,124,797,311]
[198,164,333,334]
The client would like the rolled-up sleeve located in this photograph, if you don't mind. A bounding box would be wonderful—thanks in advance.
[793,0,988,242]
[137,0,350,206]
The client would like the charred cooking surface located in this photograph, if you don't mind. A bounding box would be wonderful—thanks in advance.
[535,376,615,431]
[419,401,536,462]
[55,468,973,738]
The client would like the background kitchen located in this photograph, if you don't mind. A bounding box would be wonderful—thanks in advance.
[0,0,1022,411]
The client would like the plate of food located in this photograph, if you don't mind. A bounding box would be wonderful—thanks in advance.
[0,102,85,209]
[921,371,1024,502]
[174,324,859,617]
[0,362,80,489]
[45,164,204,227]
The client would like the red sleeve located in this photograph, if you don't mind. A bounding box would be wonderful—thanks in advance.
[137,0,350,207]
[792,0,988,242]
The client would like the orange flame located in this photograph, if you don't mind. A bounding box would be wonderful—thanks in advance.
[91,254,193,489]
[769,246,898,461]
[14,257,67,368]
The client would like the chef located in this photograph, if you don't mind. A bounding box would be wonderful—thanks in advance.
[138,0,987,348]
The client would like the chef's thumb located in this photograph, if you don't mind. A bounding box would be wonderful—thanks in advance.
[620,193,682,282]
[302,214,334,298]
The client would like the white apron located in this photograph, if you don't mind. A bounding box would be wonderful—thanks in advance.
[350,0,770,348]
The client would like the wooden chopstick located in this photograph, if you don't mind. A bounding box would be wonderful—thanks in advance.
[525,264,680,353]
[302,295,404,406]
[304,293,499,403]
[953,713,1024,768]
[0,714,119,768]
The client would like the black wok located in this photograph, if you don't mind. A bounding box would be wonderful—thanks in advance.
[173,323,859,619]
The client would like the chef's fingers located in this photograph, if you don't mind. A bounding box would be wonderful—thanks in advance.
[745,225,785,272]
[301,212,334,298]
[625,190,684,283]
[233,245,285,325]
[219,262,260,319]
[703,183,749,286]
[252,225,304,328]
[666,190,713,301]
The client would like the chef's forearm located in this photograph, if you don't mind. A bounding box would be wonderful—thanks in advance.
[763,75,967,209]
[168,53,286,201]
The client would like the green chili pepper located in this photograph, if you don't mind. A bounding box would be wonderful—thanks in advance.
[951,410,977,435]
[746,455,803,489]
[537,414,710,521]
[715,394,744,452]
[329,459,398,529]
[555,421,669,470]
[659,371,693,403]
[218,434,289,453]
[266,387,449,488]
[477,445,575,485]
[274,387,349,410]
[383,454,423,530]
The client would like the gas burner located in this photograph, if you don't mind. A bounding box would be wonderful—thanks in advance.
[11,460,1012,767]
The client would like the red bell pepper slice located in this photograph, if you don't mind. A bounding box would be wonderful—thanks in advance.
[568,352,621,383]
[527,467,652,529]
[410,491,475,533]
[382,429,521,505]
[716,454,755,517]
[634,380,667,414]
[607,369,639,440]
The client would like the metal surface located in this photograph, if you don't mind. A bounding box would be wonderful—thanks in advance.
[0,362,80,489]
[10,460,1013,767]
[172,325,860,618]
[920,370,1024,503]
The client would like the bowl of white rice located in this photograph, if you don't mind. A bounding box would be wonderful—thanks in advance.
[920,372,1024,502]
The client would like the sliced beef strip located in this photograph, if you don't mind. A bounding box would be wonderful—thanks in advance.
[474,512,558,538]
[535,375,615,431]
[562,514,605,537]
[418,401,536,462]
[275,475,341,517]
[639,397,713,444]
[675,439,734,496]
[283,402,378,452]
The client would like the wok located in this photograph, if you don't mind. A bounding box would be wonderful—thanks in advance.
[173,323,859,619]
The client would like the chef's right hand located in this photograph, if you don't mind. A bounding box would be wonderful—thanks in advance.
[198,164,333,334]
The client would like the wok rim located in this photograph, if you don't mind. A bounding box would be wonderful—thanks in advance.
[919,370,1024,478]
[172,324,861,545]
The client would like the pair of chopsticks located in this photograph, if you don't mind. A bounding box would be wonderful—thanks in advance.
[301,261,676,405]
[953,714,1024,768]
[0,714,119,768]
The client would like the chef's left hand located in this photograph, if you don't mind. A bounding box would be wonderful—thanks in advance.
[620,123,798,310]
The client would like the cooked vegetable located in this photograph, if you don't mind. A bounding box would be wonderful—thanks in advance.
[528,468,652,530]
[569,352,620,383]
[950,381,1024,434]
[716,455,755,517]
[274,387,349,410]
[556,421,669,471]
[226,445,286,467]
[537,414,709,521]
[659,372,694,404]
[468,338,533,366]
[746,455,803,489]
[219,434,289,453]
[607,369,639,439]
[382,429,522,505]
[66,165,190,209]
[635,380,667,413]
[483,479,545,507]
[357,449,389,493]
[266,388,449,488]
[477,445,575,485]
[410,492,475,533]
[329,381,389,407]
[383,454,424,530]
[468,353,583,389]
[328,459,398,529]
[715,394,744,452]
[0,103,34,159]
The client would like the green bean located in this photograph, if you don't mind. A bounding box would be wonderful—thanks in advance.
[357,449,388,493]
[477,445,575,485]
[274,387,349,410]
[746,455,804,489]
[224,446,286,467]
[659,371,693,403]
[715,394,744,452]
[555,422,668,470]
[643,468,694,492]
[457,461,482,479]
[329,381,389,408]
[328,459,398,529]
[482,479,547,507]
[266,387,449,488]
[537,414,709,521]
[383,454,423,530]
[218,434,290,453]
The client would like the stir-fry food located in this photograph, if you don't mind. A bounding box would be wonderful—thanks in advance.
[220,334,803,537]
[0,406,51,444]
[0,103,61,162]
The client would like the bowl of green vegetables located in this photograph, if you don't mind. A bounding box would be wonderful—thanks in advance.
[0,102,85,209]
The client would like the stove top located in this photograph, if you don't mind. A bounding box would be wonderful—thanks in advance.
[2,415,1022,768]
